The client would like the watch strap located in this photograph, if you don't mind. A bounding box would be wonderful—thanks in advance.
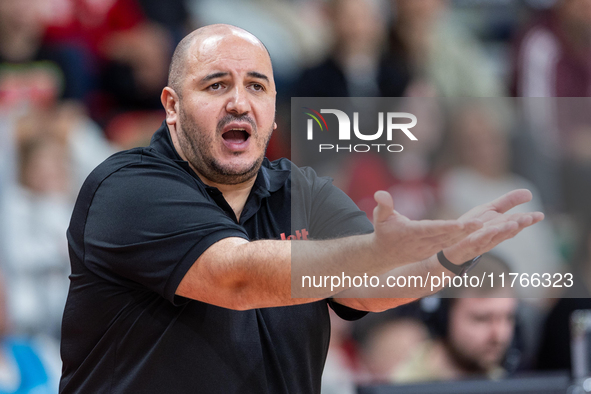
[436,251,482,276]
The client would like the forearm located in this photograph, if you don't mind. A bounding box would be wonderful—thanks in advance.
[177,233,410,310]
[248,236,388,309]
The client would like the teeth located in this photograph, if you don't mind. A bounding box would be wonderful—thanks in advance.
[229,128,246,131]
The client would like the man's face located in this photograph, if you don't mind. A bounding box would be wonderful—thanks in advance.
[174,31,277,185]
[446,298,517,373]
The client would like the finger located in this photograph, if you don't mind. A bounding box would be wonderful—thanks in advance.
[530,211,545,224]
[486,213,543,248]
[489,221,522,245]
[442,225,501,262]
[466,221,515,250]
[444,211,544,261]
[489,189,533,214]
[466,224,502,249]
[506,211,544,235]
[516,215,533,227]
[373,190,396,223]
[487,214,540,246]
[478,211,540,228]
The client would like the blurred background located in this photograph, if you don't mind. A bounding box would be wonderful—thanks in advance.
[1,0,591,392]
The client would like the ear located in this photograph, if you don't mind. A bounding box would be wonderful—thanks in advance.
[161,87,180,125]
[273,122,277,130]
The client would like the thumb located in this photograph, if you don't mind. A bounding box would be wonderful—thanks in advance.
[373,190,396,224]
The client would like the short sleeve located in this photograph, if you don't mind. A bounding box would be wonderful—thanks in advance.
[327,298,368,321]
[296,166,374,239]
[83,161,248,304]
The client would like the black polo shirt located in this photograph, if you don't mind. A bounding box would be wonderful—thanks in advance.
[60,122,373,394]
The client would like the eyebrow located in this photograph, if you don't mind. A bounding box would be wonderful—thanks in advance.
[200,71,270,84]
[201,72,229,83]
[247,71,269,82]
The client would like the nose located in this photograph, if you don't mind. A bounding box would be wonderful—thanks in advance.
[226,85,251,115]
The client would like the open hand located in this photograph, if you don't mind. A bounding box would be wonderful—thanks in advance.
[372,191,483,266]
[371,189,544,268]
[441,189,544,264]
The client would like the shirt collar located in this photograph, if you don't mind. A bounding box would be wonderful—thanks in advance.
[149,121,289,194]
[150,121,184,162]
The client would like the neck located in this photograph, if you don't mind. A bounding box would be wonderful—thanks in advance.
[196,173,256,221]
[168,123,256,220]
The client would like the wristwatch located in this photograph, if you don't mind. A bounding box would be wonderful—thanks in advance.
[436,251,482,276]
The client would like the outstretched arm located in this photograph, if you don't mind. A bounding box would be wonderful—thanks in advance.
[176,193,484,310]
[177,189,541,311]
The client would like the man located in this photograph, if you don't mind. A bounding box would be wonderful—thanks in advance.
[511,0,591,213]
[395,255,518,382]
[59,24,543,393]
[295,0,409,98]
[395,297,518,382]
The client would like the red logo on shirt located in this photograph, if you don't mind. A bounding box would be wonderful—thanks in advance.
[280,229,309,240]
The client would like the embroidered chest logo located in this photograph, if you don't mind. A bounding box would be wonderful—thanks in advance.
[280,228,309,240]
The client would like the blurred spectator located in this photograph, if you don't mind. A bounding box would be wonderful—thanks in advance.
[103,110,166,150]
[390,0,505,97]
[137,0,191,43]
[40,0,174,122]
[0,271,60,394]
[536,218,591,372]
[0,0,90,108]
[354,304,428,383]
[511,0,591,212]
[13,103,115,194]
[323,301,428,391]
[0,104,114,338]
[187,0,329,93]
[439,101,562,280]
[512,0,591,97]
[321,310,359,394]
[558,98,591,220]
[361,318,428,382]
[0,113,16,198]
[394,255,519,382]
[1,135,72,338]
[295,0,410,98]
[396,298,518,382]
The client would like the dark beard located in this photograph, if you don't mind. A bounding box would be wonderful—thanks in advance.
[178,107,272,185]
[443,339,490,375]
[202,151,264,185]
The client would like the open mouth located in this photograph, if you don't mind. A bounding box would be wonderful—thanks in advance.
[222,128,250,144]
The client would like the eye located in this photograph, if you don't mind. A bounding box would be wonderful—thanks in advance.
[251,83,264,91]
[206,81,226,91]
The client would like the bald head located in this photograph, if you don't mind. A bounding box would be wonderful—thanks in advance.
[167,24,271,97]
